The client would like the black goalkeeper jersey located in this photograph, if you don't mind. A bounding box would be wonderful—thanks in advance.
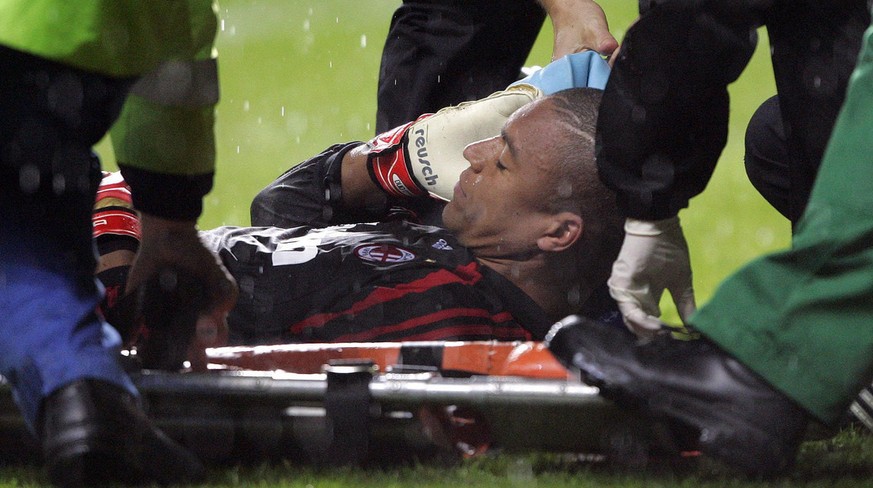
[211,142,619,344]
[202,221,550,344]
[206,142,552,344]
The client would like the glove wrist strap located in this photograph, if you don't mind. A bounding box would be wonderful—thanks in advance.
[365,120,428,198]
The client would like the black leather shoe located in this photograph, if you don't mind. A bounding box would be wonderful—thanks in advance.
[40,379,205,487]
[546,315,809,478]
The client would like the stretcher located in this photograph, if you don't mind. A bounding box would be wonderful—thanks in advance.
[0,341,698,467]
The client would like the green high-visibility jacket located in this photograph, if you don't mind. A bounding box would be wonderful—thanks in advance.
[0,1,220,215]
[0,0,217,77]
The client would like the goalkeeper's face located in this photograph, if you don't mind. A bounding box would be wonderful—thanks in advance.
[443,100,564,258]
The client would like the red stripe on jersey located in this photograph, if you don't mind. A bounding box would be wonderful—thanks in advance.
[332,307,527,342]
[288,264,483,334]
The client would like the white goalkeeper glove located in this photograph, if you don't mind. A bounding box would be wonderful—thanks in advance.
[365,51,613,201]
[608,216,696,337]
[365,84,542,201]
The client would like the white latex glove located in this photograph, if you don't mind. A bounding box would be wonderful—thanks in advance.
[608,216,696,337]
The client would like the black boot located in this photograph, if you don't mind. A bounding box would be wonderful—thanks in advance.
[40,379,205,487]
[546,315,809,478]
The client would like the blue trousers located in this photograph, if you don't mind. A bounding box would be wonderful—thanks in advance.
[0,45,136,431]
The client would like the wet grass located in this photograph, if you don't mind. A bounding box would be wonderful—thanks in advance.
[1,426,871,487]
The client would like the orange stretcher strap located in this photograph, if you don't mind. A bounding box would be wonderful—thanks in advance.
[205,341,572,380]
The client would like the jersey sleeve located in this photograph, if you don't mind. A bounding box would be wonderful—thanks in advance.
[250,143,446,228]
[250,143,371,228]
[595,4,757,219]
[110,0,219,220]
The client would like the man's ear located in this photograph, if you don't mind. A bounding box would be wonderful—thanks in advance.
[537,212,583,252]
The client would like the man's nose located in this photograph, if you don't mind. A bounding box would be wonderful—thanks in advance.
[463,136,498,172]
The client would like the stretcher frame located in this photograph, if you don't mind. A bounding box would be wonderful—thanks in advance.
[0,341,694,466]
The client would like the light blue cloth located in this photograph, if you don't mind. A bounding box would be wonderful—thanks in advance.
[511,50,611,93]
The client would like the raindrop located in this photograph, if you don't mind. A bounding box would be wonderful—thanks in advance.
[220,19,225,31]
[556,179,572,198]
[19,165,40,194]
[303,19,310,32]
[631,105,646,124]
[281,106,286,117]
[335,17,340,24]
[158,269,179,291]
[507,457,535,485]
[716,220,735,238]
[755,227,775,248]
[329,61,333,69]
[360,34,367,48]
[640,154,674,188]
[243,100,250,112]
[52,174,65,194]
[236,146,240,154]
[566,285,581,308]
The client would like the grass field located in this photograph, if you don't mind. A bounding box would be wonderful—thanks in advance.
[1,427,871,487]
[5,1,848,487]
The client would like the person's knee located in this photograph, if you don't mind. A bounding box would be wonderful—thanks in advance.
[744,96,791,219]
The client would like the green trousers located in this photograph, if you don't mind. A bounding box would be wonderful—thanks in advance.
[693,23,873,425]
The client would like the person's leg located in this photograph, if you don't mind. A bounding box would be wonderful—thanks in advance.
[0,232,137,429]
[0,46,203,486]
[0,46,137,428]
[693,13,873,426]
[375,0,546,132]
[765,0,869,222]
[744,95,792,220]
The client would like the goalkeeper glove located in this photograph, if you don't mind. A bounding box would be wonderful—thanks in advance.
[366,51,612,202]
[366,84,541,201]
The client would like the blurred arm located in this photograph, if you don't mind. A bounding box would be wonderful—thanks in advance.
[539,0,618,59]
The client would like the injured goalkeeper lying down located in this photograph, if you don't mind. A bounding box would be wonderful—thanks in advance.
[93,87,625,363]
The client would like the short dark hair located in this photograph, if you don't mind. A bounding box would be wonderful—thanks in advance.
[544,88,625,291]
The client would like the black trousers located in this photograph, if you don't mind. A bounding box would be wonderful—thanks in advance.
[0,45,132,280]
[744,95,792,221]
[375,0,546,132]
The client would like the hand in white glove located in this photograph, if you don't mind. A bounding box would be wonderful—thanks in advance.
[608,216,696,337]
[365,84,542,201]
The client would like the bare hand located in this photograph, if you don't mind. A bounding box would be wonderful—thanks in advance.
[126,214,237,369]
[543,0,619,60]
